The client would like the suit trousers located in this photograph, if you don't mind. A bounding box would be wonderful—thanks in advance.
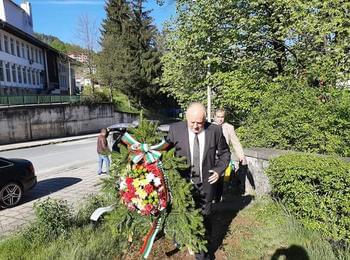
[192,182,215,260]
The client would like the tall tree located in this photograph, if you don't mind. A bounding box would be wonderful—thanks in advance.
[98,0,162,106]
[161,0,350,114]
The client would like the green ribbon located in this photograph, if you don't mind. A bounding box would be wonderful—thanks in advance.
[121,132,168,164]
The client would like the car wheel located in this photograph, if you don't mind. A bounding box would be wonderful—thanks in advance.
[0,182,23,208]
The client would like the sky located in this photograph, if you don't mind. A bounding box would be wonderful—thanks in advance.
[14,0,176,46]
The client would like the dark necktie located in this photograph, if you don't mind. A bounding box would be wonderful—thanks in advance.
[192,134,201,183]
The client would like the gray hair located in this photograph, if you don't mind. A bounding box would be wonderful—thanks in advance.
[186,102,206,118]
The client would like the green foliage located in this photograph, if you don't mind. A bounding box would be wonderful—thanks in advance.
[162,0,350,107]
[35,32,84,54]
[98,0,163,106]
[80,85,110,105]
[103,120,207,254]
[237,80,350,157]
[74,195,111,227]
[33,198,72,239]
[0,196,122,260]
[266,153,350,243]
[161,0,350,156]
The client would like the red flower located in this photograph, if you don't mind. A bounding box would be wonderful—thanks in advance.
[122,190,134,203]
[126,177,133,186]
[144,184,154,194]
[145,204,154,213]
[145,163,161,176]
[128,186,136,194]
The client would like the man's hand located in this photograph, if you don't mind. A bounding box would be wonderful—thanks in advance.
[240,157,247,166]
[208,170,219,184]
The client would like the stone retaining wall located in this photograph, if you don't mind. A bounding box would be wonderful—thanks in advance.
[0,104,137,145]
[241,148,289,196]
[241,148,350,196]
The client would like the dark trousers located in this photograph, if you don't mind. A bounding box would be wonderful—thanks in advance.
[215,176,224,202]
[192,182,215,260]
[237,164,248,194]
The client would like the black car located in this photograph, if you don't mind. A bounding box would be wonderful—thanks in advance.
[107,120,171,152]
[0,157,37,208]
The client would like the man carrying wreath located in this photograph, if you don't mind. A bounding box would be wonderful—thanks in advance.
[166,102,231,260]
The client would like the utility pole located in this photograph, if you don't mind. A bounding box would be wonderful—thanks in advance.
[206,36,211,121]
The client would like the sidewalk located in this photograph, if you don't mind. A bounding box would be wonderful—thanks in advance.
[0,162,107,237]
[0,133,99,152]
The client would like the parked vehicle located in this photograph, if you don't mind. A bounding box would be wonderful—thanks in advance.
[0,157,37,208]
[107,120,172,151]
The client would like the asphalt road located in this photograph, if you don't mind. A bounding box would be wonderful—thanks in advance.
[0,138,97,175]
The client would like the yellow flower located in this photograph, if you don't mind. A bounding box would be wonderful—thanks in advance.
[140,179,149,186]
[133,179,141,188]
[136,189,147,199]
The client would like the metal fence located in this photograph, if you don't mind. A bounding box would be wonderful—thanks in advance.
[0,95,83,106]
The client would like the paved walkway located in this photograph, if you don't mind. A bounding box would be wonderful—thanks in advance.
[0,163,107,237]
[0,133,99,152]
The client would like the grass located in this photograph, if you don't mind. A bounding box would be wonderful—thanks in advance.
[0,225,121,260]
[1,195,348,260]
[222,196,350,260]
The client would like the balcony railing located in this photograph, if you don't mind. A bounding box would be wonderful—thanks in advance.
[0,95,84,106]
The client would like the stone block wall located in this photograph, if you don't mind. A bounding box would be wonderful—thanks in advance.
[242,148,290,196]
[0,104,137,145]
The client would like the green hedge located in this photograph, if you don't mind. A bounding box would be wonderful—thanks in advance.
[266,153,350,243]
[238,84,350,157]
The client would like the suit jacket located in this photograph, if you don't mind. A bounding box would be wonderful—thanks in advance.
[221,122,245,159]
[166,121,231,199]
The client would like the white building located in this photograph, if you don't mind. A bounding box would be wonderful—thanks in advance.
[0,0,76,95]
[68,52,88,64]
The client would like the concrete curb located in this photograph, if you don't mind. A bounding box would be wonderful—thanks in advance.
[0,134,99,152]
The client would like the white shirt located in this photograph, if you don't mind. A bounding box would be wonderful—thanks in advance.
[188,128,205,182]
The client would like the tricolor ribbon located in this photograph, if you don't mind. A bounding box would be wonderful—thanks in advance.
[121,132,169,164]
[140,217,163,259]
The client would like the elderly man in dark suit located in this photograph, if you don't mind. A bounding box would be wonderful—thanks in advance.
[166,102,231,260]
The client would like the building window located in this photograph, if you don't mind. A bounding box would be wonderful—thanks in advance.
[5,63,11,82]
[4,35,9,53]
[12,64,17,83]
[39,51,42,64]
[22,43,25,59]
[32,70,36,85]
[36,71,40,85]
[23,67,27,84]
[40,71,44,84]
[16,41,21,57]
[31,47,34,61]
[27,68,31,84]
[17,66,22,84]
[10,38,15,55]
[0,61,4,81]
[0,34,2,51]
[27,45,30,59]
[35,49,38,63]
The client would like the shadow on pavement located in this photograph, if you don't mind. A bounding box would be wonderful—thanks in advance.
[21,177,82,203]
[209,194,254,258]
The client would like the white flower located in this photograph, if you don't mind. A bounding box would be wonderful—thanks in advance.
[153,177,161,187]
[146,172,155,182]
[120,179,126,190]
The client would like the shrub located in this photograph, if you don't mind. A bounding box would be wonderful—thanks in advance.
[266,153,350,243]
[33,198,73,239]
[238,80,350,157]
